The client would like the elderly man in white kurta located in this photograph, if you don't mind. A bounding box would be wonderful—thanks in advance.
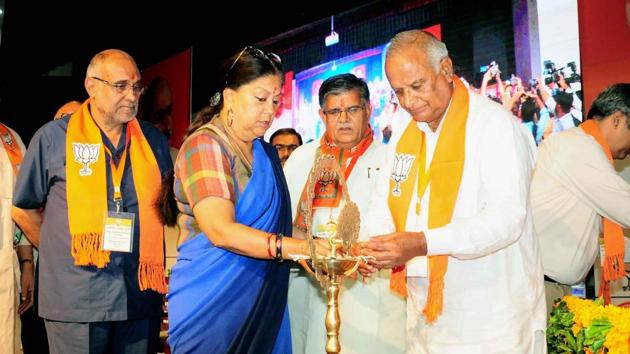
[360,30,546,353]
[286,73,406,354]
[0,122,26,354]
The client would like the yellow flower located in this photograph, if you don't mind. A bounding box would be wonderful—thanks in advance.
[603,304,630,354]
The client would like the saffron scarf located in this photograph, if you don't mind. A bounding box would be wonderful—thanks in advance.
[580,119,627,303]
[388,77,468,323]
[294,126,373,230]
[0,122,23,176]
[66,100,167,294]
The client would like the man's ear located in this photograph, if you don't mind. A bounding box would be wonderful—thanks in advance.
[612,111,629,129]
[364,102,373,120]
[85,77,97,98]
[440,57,454,82]
[318,108,327,125]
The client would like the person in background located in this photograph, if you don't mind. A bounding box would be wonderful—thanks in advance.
[269,127,302,166]
[12,49,172,354]
[360,30,546,353]
[0,121,26,354]
[139,76,173,140]
[531,83,630,313]
[520,90,551,145]
[53,101,82,120]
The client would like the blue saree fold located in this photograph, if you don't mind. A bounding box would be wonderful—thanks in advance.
[167,139,293,354]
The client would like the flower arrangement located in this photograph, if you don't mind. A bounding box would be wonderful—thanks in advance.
[547,296,630,354]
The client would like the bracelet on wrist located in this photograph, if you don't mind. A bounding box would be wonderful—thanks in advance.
[275,233,284,262]
[266,233,275,258]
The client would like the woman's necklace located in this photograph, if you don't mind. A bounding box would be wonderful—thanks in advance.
[223,124,253,172]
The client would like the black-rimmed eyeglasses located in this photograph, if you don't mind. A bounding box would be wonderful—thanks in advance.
[91,76,146,95]
[226,46,282,85]
[322,105,365,119]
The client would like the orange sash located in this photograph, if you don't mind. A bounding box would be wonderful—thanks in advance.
[580,119,627,303]
[388,77,468,323]
[66,100,167,293]
[0,122,23,176]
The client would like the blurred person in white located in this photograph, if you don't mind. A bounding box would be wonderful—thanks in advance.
[286,73,406,354]
[0,122,26,354]
[531,83,630,313]
[359,30,546,353]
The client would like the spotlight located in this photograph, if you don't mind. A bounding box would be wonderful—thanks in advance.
[325,31,339,47]
[325,16,339,47]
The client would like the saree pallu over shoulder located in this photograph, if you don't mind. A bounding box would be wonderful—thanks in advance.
[167,138,293,354]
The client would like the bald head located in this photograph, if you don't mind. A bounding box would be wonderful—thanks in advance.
[86,49,138,78]
[84,49,142,129]
[386,30,448,72]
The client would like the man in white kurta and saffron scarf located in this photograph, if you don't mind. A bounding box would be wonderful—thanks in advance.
[0,122,26,354]
[286,73,406,354]
[360,30,546,353]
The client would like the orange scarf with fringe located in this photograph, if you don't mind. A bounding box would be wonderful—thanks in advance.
[294,127,373,230]
[388,77,468,323]
[66,100,167,294]
[580,119,627,303]
[0,122,23,176]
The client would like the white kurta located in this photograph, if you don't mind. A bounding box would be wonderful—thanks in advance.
[0,125,25,354]
[367,93,547,354]
[285,140,406,354]
[532,127,630,285]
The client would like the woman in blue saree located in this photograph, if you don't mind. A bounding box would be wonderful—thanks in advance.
[166,47,326,354]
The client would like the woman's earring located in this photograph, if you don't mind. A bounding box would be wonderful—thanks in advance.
[227,108,234,127]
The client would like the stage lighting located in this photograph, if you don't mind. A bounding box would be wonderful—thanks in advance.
[325,16,339,47]
[325,31,339,47]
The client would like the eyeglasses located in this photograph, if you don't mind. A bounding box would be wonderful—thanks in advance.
[91,77,146,95]
[226,46,282,85]
[273,143,299,153]
[322,105,365,119]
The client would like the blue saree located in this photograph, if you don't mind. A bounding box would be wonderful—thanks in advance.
[167,139,292,354]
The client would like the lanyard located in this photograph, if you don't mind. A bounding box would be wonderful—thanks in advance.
[104,128,130,213]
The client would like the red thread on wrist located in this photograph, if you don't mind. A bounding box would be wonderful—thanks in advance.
[266,233,275,258]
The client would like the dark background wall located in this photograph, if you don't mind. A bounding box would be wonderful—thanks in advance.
[1,0,516,144]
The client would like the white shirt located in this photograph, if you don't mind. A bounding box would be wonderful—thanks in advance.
[531,127,630,285]
[367,93,546,353]
[285,140,406,354]
[554,112,581,133]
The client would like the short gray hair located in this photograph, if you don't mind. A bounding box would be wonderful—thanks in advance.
[587,83,630,129]
[386,30,448,72]
[318,73,370,107]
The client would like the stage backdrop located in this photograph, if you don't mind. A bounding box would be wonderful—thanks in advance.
[265,24,441,144]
